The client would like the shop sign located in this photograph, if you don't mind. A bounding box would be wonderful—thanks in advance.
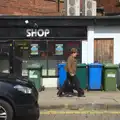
[26,29,50,37]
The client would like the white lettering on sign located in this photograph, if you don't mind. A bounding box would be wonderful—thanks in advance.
[26,29,50,37]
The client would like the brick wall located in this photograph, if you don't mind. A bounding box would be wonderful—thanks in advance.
[1,0,120,16]
[96,0,120,13]
[0,0,64,15]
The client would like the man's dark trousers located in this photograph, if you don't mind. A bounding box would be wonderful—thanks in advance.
[67,72,84,95]
[57,72,84,96]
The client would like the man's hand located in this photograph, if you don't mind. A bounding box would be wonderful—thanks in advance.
[70,73,74,76]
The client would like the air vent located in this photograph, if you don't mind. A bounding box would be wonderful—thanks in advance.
[69,7,75,15]
[65,0,80,16]
[69,0,75,6]
[82,0,96,16]
[87,10,92,16]
[87,1,92,9]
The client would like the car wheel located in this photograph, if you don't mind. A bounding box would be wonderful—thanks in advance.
[0,100,13,120]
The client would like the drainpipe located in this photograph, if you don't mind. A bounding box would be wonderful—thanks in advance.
[57,0,60,12]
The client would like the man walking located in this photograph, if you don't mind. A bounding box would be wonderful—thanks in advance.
[57,48,85,97]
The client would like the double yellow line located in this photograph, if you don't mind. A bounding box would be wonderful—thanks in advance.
[40,110,120,115]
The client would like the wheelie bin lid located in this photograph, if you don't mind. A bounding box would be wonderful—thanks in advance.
[27,64,43,70]
[88,63,103,67]
[58,63,66,68]
[104,63,118,68]
[77,63,87,67]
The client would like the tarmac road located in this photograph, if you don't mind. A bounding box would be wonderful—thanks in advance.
[40,110,120,120]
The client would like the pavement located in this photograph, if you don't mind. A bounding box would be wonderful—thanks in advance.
[39,88,120,111]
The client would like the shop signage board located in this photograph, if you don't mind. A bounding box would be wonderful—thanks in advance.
[0,27,86,40]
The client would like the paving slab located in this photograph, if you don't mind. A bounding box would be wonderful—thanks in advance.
[39,88,120,110]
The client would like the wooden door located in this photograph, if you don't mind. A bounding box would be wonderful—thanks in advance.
[94,39,113,63]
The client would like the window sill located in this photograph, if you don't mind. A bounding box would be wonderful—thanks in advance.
[42,76,58,78]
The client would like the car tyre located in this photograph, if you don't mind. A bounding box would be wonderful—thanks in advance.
[0,99,13,120]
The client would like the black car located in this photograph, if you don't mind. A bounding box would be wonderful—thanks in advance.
[0,73,39,120]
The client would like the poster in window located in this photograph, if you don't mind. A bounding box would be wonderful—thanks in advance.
[30,44,39,55]
[55,44,63,55]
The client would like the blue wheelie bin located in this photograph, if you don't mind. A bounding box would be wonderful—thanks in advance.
[58,63,67,88]
[88,63,103,90]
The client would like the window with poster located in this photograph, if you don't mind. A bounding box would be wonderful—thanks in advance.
[47,40,82,77]
[30,44,39,56]
[14,40,82,77]
[29,41,47,77]
[15,41,47,77]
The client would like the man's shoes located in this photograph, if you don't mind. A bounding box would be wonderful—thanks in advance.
[80,94,86,97]
[58,94,64,97]
[78,94,86,97]
[57,92,63,97]
[57,91,59,95]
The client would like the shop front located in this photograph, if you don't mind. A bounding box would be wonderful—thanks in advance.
[0,16,90,87]
[0,16,119,87]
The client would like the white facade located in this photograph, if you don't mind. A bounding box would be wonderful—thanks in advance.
[43,26,120,88]
[86,26,120,64]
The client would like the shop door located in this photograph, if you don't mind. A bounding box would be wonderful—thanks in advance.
[94,39,113,63]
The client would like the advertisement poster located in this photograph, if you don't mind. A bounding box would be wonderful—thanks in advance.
[30,44,39,55]
[55,44,63,55]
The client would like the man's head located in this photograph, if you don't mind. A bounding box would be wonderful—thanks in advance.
[71,48,78,57]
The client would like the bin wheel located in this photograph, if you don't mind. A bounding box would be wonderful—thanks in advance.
[39,88,42,92]
[87,86,90,92]
[57,87,60,90]
[39,86,45,92]
[85,87,88,91]
[100,85,103,91]
[42,86,45,91]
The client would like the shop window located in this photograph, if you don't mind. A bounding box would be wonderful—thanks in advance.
[0,43,10,73]
[0,60,9,73]
[48,41,65,76]
[65,41,82,62]
[29,41,47,76]
[47,41,82,76]
[14,41,48,77]
[11,40,82,77]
